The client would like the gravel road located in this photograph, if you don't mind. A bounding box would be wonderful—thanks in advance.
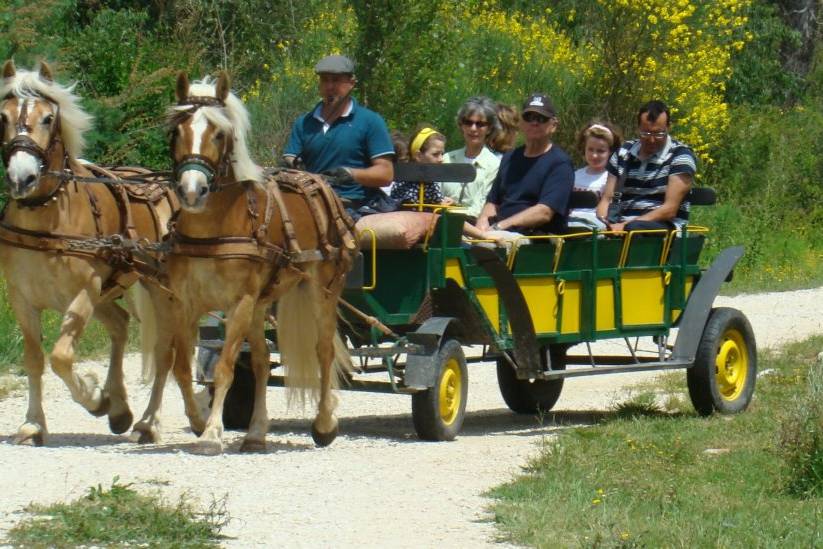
[1,287,821,548]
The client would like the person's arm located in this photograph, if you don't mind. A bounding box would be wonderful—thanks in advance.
[596,173,617,219]
[348,156,394,188]
[490,203,554,230]
[631,172,692,222]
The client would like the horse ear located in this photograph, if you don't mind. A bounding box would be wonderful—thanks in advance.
[2,60,15,80]
[176,72,190,103]
[39,61,53,82]
[216,71,230,102]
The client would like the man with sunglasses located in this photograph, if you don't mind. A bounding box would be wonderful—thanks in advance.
[282,54,395,218]
[596,100,696,232]
[476,93,574,237]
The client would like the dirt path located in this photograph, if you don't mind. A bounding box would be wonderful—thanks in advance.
[1,287,821,547]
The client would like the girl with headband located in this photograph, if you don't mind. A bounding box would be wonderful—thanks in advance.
[390,126,453,207]
[568,121,623,230]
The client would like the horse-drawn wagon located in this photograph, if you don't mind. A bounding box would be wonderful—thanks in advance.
[198,163,757,442]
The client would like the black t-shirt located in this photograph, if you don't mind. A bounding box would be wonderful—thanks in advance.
[486,145,574,234]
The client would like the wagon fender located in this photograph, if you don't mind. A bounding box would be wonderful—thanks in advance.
[404,317,458,390]
[672,245,744,362]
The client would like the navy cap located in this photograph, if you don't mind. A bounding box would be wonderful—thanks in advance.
[522,93,556,118]
[314,55,355,75]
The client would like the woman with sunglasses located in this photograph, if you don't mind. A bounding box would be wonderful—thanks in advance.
[440,96,501,219]
[476,93,574,238]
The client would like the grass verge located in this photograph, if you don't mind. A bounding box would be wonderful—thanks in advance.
[6,478,228,548]
[490,336,823,548]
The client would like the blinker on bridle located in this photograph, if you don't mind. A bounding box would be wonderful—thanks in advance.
[172,95,232,192]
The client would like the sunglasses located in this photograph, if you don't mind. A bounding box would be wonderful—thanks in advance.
[461,119,489,128]
[523,112,551,124]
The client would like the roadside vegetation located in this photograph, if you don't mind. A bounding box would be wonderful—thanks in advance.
[490,336,823,547]
[6,478,228,548]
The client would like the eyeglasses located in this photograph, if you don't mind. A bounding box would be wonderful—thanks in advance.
[522,112,551,124]
[461,119,489,128]
[639,130,667,139]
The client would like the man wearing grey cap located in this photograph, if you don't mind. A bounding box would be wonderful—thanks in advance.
[476,92,574,236]
[282,54,395,215]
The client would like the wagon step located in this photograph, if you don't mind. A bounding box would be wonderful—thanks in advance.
[537,359,692,380]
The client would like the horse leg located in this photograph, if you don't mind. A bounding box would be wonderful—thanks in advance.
[170,316,206,436]
[8,294,47,445]
[311,282,345,447]
[240,305,271,453]
[92,301,133,434]
[49,289,109,416]
[131,290,177,443]
[197,295,255,455]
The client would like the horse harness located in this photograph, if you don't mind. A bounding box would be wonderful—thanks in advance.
[0,163,178,300]
[169,169,357,293]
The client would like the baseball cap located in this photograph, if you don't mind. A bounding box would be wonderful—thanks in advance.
[522,93,556,118]
[314,55,355,75]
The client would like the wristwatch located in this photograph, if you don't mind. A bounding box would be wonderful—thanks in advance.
[490,222,501,231]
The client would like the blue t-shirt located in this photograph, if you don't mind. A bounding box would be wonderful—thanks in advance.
[486,145,574,234]
[283,98,394,200]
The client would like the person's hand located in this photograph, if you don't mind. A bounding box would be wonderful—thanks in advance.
[476,217,491,232]
[441,197,455,206]
[320,167,355,186]
[608,221,627,233]
[483,231,507,246]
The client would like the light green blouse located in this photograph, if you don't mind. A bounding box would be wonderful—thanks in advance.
[441,146,501,218]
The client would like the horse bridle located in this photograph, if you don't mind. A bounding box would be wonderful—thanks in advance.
[171,95,233,193]
[1,93,68,206]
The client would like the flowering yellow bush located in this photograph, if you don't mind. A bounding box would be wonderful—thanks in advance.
[588,0,751,165]
[247,0,750,167]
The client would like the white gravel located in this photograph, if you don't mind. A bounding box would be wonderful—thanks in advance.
[0,286,821,548]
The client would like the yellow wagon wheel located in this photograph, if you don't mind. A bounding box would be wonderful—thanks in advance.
[687,307,757,415]
[412,339,468,441]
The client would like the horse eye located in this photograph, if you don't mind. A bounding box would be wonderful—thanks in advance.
[42,114,54,125]
[214,130,225,141]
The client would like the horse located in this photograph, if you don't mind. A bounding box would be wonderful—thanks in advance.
[130,72,356,454]
[0,60,177,445]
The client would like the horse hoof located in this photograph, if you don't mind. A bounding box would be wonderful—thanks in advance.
[130,425,158,444]
[109,410,134,435]
[90,394,111,417]
[240,439,266,453]
[193,439,223,456]
[14,425,45,446]
[311,421,339,448]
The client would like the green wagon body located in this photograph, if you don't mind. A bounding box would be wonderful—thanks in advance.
[198,169,757,440]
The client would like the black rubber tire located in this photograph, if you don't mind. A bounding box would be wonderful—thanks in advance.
[222,352,255,430]
[411,339,468,441]
[496,345,566,414]
[687,307,757,416]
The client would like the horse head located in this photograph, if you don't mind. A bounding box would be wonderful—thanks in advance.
[170,71,262,212]
[0,60,91,203]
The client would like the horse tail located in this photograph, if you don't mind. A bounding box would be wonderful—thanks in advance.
[278,277,350,408]
[277,279,320,407]
[132,283,158,384]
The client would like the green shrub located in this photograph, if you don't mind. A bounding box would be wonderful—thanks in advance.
[778,358,823,497]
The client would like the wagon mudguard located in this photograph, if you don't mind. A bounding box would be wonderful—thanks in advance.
[672,245,744,362]
[404,317,457,390]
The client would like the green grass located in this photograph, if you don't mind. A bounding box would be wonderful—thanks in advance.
[6,479,228,548]
[490,337,823,548]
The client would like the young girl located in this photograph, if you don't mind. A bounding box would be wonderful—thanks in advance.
[568,121,622,230]
[391,126,452,206]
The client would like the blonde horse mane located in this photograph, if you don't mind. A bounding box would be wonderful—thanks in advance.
[0,66,93,159]
[169,76,263,184]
